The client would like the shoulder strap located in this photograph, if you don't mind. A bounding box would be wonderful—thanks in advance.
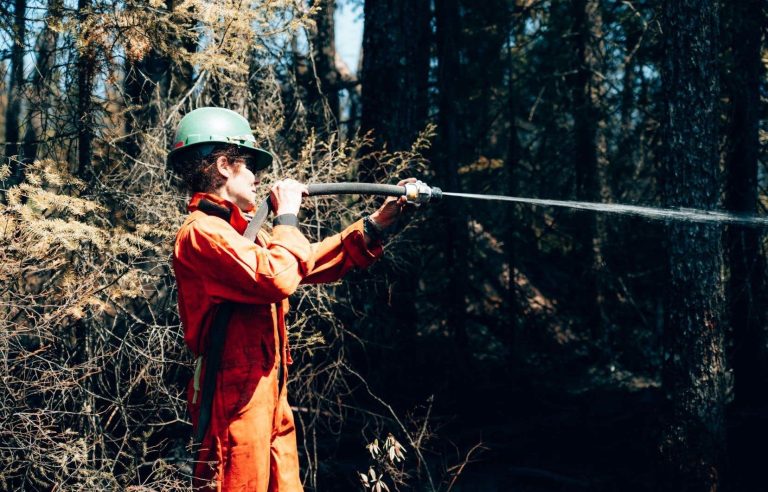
[243,197,272,242]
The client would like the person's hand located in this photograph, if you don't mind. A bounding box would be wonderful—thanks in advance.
[369,177,418,229]
[270,179,308,216]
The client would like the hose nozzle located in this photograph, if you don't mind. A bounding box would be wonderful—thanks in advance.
[404,181,443,204]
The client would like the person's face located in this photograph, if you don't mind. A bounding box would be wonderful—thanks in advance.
[219,155,265,212]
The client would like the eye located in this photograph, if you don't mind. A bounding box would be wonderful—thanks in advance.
[239,156,258,173]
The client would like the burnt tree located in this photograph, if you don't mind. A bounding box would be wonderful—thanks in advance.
[435,0,470,360]
[358,0,430,340]
[75,0,96,180]
[659,1,726,490]
[722,0,767,489]
[304,0,339,130]
[4,0,26,174]
[569,0,609,340]
[360,0,430,166]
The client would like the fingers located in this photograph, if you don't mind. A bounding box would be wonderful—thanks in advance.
[271,178,307,193]
[396,177,418,187]
[270,178,306,216]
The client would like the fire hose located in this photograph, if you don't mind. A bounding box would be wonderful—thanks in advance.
[244,181,443,241]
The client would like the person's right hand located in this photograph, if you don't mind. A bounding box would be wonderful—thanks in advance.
[270,179,307,216]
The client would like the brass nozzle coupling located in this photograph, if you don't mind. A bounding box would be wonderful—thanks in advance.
[404,181,443,204]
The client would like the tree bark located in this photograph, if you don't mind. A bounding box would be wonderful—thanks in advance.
[304,0,339,131]
[360,0,430,164]
[722,0,766,488]
[569,0,608,341]
[358,0,430,339]
[723,0,766,409]
[659,1,726,490]
[5,0,26,173]
[75,0,95,180]
[435,0,470,357]
[503,8,525,368]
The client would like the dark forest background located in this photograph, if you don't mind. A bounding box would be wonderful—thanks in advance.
[1,0,767,490]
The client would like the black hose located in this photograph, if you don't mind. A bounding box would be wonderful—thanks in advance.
[307,182,407,198]
[245,182,412,241]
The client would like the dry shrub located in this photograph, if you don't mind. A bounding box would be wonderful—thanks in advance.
[0,1,441,489]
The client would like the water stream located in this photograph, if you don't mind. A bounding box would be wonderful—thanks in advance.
[442,192,768,228]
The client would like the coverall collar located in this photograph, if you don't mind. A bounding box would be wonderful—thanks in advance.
[188,192,251,235]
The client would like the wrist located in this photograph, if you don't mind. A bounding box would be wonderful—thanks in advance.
[273,213,299,228]
[364,215,387,242]
[368,212,391,230]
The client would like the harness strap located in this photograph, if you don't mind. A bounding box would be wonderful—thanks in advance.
[194,302,234,447]
[193,199,235,448]
[244,199,271,242]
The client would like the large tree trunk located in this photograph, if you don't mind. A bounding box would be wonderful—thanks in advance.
[503,6,527,370]
[360,0,430,167]
[435,0,470,359]
[723,0,766,409]
[21,0,63,165]
[304,0,339,131]
[659,1,726,490]
[569,0,608,342]
[5,0,26,174]
[722,0,766,488]
[358,0,430,338]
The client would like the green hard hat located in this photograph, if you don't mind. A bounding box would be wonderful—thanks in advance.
[167,107,273,170]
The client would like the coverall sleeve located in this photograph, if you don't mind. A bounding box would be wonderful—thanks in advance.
[175,214,316,304]
[301,219,383,285]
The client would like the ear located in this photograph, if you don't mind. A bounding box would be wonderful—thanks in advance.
[215,155,232,179]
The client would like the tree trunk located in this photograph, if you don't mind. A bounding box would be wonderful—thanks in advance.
[722,0,766,488]
[123,2,171,160]
[615,15,640,199]
[435,0,470,359]
[360,0,430,166]
[21,0,63,165]
[76,0,96,180]
[504,9,525,368]
[304,0,339,131]
[168,0,196,101]
[659,1,726,490]
[723,0,766,410]
[5,0,26,173]
[358,0,430,339]
[569,0,608,342]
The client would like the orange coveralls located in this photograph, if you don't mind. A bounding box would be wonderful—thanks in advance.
[173,192,382,491]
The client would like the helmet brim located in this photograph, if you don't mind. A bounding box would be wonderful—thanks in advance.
[242,147,274,171]
[167,142,274,171]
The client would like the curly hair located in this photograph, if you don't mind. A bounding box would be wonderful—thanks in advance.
[170,144,248,193]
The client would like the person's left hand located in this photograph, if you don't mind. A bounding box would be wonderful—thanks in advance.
[369,177,418,229]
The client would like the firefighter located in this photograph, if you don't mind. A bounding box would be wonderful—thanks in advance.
[169,107,410,490]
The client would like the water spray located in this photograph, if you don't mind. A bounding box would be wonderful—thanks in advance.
[245,181,768,241]
[440,191,768,228]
